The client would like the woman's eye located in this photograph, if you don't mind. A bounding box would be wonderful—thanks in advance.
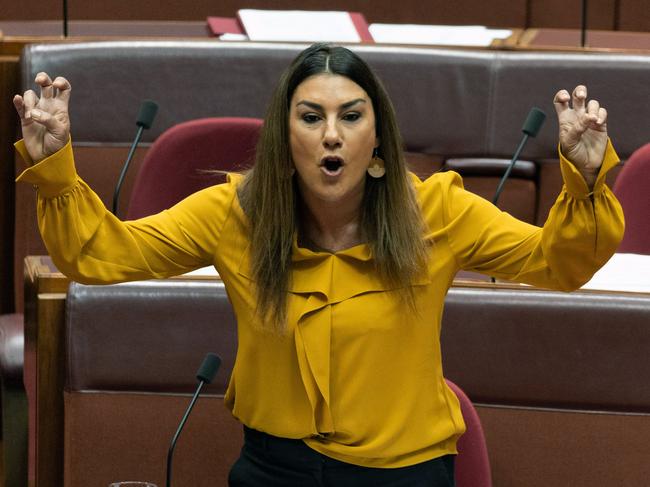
[302,114,321,124]
[343,112,361,122]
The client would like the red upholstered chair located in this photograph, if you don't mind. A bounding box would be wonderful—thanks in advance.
[126,117,263,219]
[445,379,492,487]
[613,143,650,254]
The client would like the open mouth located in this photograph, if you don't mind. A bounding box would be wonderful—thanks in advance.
[321,156,344,176]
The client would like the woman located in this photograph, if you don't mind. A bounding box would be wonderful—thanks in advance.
[13,43,623,486]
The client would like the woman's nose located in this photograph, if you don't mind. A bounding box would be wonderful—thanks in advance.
[322,120,342,148]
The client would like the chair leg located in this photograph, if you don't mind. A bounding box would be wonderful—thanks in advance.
[1,383,28,487]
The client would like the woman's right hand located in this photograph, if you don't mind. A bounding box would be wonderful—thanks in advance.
[13,72,71,163]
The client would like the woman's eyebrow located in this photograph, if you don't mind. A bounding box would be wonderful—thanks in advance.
[340,98,366,109]
[296,98,367,110]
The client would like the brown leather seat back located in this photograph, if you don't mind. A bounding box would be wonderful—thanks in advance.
[441,285,650,486]
[64,279,241,487]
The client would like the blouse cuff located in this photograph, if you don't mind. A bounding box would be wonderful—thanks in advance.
[558,138,619,199]
[15,139,79,198]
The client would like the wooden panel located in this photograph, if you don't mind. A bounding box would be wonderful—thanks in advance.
[520,27,650,51]
[73,0,528,27]
[477,404,650,486]
[528,0,617,29]
[6,0,643,31]
[64,393,242,487]
[3,0,528,27]
[617,0,650,31]
[23,256,70,487]
[33,295,66,487]
[1,0,60,21]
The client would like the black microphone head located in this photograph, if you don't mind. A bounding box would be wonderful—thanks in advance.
[136,99,159,129]
[196,353,221,384]
[521,107,546,137]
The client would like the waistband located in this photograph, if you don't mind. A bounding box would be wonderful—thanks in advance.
[243,426,327,464]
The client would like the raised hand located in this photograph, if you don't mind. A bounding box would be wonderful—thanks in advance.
[553,85,608,188]
[13,72,71,163]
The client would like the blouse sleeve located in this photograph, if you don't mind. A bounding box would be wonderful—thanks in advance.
[15,139,237,284]
[424,139,625,290]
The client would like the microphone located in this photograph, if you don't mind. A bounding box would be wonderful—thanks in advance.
[491,107,546,206]
[166,353,221,487]
[111,100,159,216]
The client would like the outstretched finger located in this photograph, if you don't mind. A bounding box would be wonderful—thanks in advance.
[585,99,600,124]
[553,89,571,117]
[572,85,587,112]
[22,90,39,120]
[13,94,26,120]
[597,107,607,126]
[35,72,54,99]
[52,76,72,101]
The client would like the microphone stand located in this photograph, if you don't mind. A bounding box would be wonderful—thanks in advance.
[112,125,145,215]
[111,100,158,217]
[580,0,588,47]
[492,135,529,206]
[165,379,207,487]
[490,107,546,283]
[166,353,221,487]
[63,0,68,37]
[490,141,527,283]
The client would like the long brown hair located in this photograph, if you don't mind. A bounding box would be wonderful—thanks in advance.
[238,43,428,331]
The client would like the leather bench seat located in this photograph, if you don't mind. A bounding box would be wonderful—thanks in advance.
[64,280,240,487]
[441,285,650,486]
[62,279,650,486]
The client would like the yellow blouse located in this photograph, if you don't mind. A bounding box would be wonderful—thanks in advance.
[16,139,624,468]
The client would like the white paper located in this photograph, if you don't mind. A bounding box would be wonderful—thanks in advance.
[581,253,650,293]
[184,266,220,277]
[238,9,361,42]
[369,23,512,46]
[219,33,249,41]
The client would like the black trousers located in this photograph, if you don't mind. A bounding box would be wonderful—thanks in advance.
[228,427,456,487]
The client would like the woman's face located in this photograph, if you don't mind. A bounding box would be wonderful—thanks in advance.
[289,73,378,209]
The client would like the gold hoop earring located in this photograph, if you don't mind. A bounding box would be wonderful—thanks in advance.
[367,150,385,178]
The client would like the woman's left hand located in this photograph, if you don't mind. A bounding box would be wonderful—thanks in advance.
[553,85,608,188]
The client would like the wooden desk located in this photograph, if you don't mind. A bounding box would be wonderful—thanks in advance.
[1,20,522,56]
[24,254,650,486]
[519,28,650,53]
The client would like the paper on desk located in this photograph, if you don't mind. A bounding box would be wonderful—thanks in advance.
[581,253,650,293]
[220,33,249,41]
[369,23,512,46]
[184,266,220,277]
[238,9,362,42]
